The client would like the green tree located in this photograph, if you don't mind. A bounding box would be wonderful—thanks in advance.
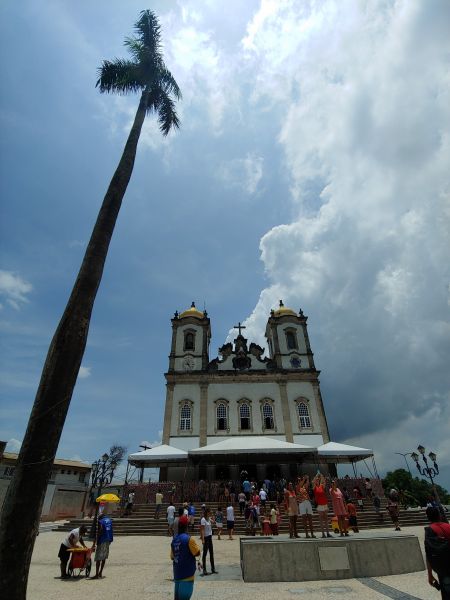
[0,11,180,599]
[383,468,450,506]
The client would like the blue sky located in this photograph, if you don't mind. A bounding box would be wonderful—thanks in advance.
[1,0,449,488]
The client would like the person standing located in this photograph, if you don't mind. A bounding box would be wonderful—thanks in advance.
[238,491,246,515]
[387,493,401,531]
[171,515,201,600]
[346,501,359,533]
[313,474,332,538]
[330,480,349,536]
[215,507,224,539]
[92,514,113,579]
[286,483,299,539]
[296,475,316,538]
[270,502,279,535]
[124,490,135,516]
[242,478,252,500]
[155,489,163,519]
[167,502,176,536]
[259,487,267,508]
[58,525,87,579]
[226,502,235,540]
[188,501,196,531]
[424,506,450,600]
[200,508,218,576]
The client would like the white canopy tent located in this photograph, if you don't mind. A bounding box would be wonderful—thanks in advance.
[188,436,314,464]
[317,442,373,460]
[128,444,188,467]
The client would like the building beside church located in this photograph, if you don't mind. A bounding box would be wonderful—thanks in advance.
[128,301,374,482]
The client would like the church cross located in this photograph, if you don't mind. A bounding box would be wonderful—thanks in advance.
[233,322,246,336]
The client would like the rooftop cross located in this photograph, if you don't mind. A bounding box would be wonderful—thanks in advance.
[233,322,246,336]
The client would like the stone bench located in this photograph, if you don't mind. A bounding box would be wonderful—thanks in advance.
[240,532,425,582]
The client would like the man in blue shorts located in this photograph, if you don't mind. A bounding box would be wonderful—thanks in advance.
[171,515,201,600]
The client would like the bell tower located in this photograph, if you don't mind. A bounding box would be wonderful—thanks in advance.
[265,300,315,370]
[168,302,211,372]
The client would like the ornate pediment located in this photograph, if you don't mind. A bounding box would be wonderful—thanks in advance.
[208,333,274,372]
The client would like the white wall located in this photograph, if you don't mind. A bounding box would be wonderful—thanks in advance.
[169,436,200,450]
[208,381,284,436]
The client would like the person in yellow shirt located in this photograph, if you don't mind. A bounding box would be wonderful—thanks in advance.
[170,515,201,600]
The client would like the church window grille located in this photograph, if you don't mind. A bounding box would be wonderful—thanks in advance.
[184,331,195,351]
[217,403,227,431]
[262,403,274,430]
[286,330,298,350]
[239,403,251,430]
[298,402,311,428]
[180,403,192,430]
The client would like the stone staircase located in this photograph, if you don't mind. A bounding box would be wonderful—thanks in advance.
[55,498,429,537]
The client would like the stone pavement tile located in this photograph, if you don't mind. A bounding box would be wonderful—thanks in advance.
[28,527,430,600]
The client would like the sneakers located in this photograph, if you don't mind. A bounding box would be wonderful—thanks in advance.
[212,570,219,575]
[326,533,333,538]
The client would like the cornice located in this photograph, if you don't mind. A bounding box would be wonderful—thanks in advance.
[164,369,320,384]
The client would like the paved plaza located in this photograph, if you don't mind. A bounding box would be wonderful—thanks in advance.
[28,525,438,600]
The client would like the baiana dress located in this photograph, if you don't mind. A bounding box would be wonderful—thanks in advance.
[330,487,347,517]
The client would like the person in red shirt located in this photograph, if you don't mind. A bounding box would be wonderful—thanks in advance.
[424,506,450,599]
[313,474,332,538]
[346,501,359,533]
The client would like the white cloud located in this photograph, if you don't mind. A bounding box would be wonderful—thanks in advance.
[5,438,22,453]
[78,366,91,379]
[218,153,264,196]
[242,1,450,469]
[0,271,32,310]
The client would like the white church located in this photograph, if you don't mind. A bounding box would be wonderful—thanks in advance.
[129,301,374,481]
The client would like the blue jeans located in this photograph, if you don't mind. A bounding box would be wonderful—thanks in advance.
[174,579,194,600]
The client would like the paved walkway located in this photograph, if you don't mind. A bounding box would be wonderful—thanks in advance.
[28,525,435,600]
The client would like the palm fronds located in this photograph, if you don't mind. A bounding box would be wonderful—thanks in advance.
[96,59,143,94]
[97,10,181,135]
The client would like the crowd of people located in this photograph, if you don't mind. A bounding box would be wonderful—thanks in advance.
[162,472,394,543]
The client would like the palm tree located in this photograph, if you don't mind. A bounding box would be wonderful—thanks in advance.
[0,10,181,598]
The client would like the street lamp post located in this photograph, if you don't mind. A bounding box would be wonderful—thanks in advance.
[89,453,118,539]
[394,452,412,476]
[410,445,440,501]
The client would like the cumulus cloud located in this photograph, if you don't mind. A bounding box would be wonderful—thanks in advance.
[218,153,264,195]
[242,1,450,463]
[78,366,91,379]
[5,438,22,452]
[0,270,32,310]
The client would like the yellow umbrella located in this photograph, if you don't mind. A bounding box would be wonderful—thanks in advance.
[95,493,120,503]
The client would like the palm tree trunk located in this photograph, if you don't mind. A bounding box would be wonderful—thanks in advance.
[0,91,148,599]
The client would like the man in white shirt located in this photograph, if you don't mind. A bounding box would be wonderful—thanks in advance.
[58,525,87,578]
[259,488,267,507]
[226,503,235,540]
[167,503,176,536]
[200,507,218,576]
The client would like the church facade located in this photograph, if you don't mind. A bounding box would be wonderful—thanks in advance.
[160,301,332,481]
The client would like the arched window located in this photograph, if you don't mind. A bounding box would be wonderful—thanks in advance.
[286,330,298,350]
[239,403,251,430]
[217,402,227,431]
[184,331,195,351]
[297,402,311,428]
[180,403,192,431]
[262,402,274,430]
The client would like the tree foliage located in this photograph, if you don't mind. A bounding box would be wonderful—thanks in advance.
[382,468,450,506]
